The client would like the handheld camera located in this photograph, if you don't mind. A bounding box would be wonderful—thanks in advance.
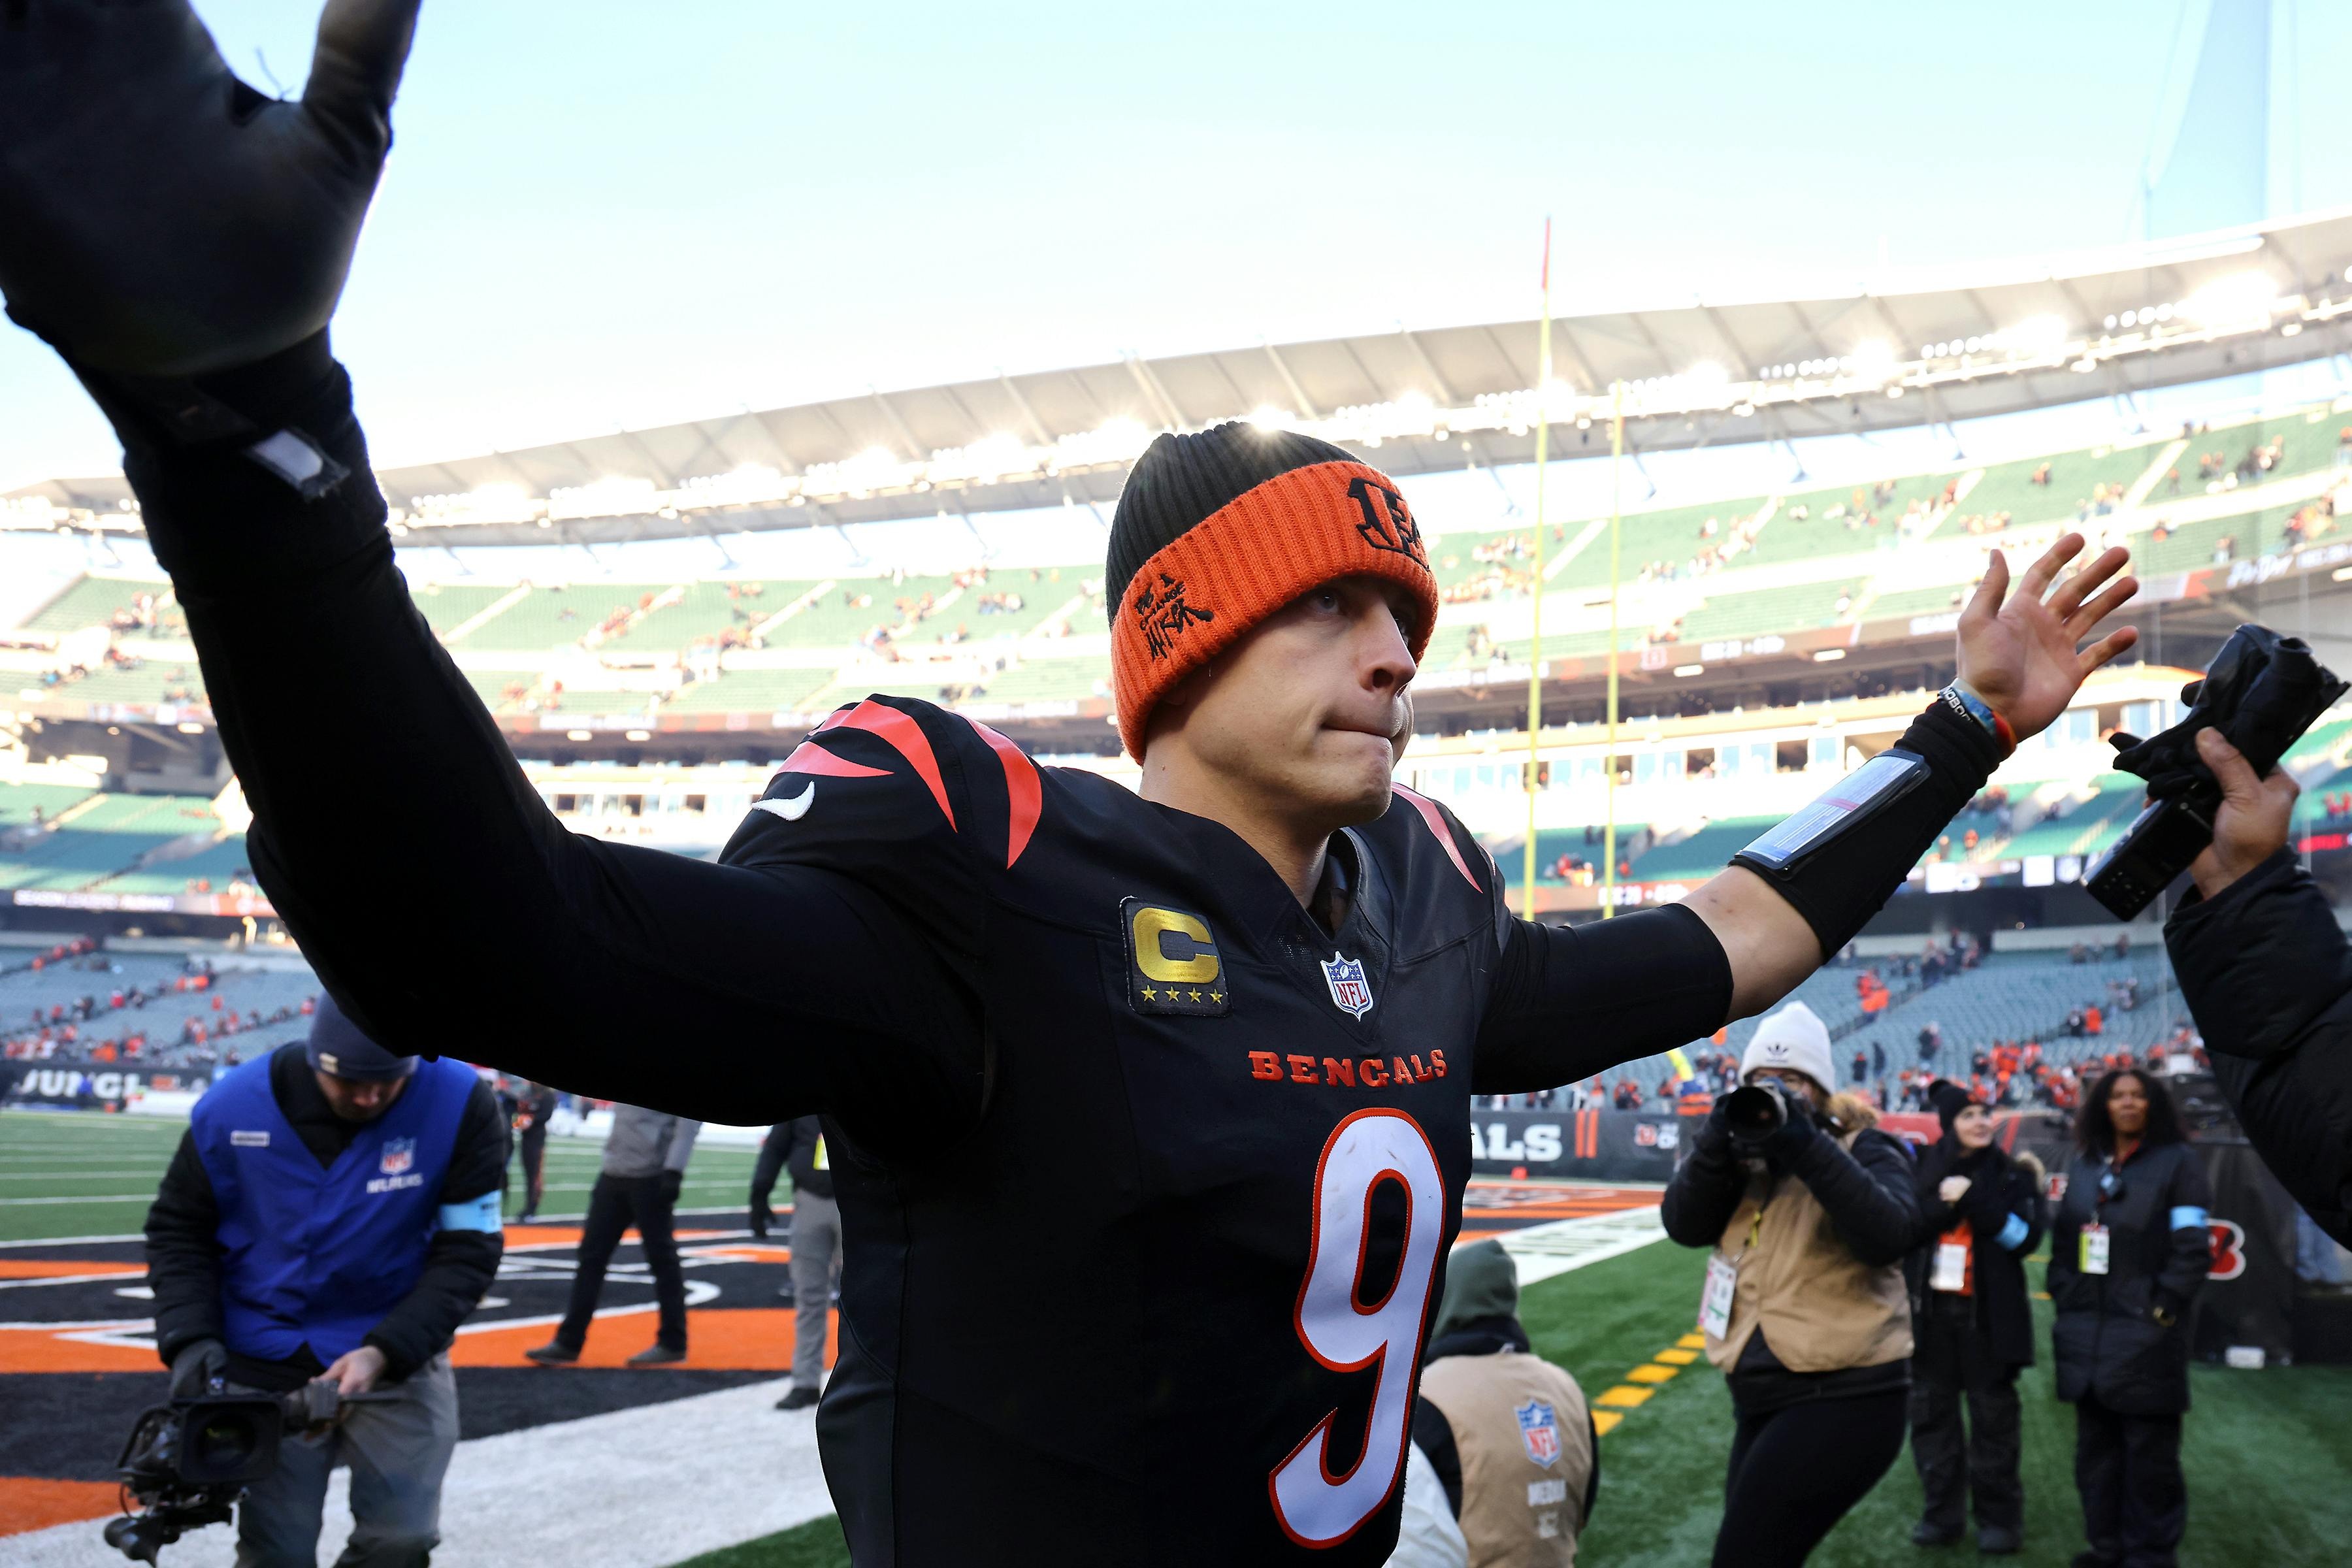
[104,1382,340,1563]
[2083,624,2345,919]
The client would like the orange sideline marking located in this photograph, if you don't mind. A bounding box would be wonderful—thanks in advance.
[0,1477,123,1538]
[451,1306,833,1371]
[0,1260,142,1279]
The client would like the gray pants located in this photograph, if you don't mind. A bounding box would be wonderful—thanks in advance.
[790,1190,840,1392]
[236,1354,459,1568]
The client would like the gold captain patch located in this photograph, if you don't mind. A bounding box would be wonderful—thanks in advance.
[1122,898,1231,1017]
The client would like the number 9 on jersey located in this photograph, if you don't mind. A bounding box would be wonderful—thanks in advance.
[1270,1108,1446,1547]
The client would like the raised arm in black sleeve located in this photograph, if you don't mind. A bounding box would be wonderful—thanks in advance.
[114,346,982,1155]
[2166,848,2352,1246]
[143,1130,225,1367]
[362,1079,506,1380]
[1475,903,1733,1095]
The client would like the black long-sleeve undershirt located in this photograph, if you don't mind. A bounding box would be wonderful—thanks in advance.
[144,1043,506,1386]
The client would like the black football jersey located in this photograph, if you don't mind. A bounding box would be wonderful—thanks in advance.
[721,695,1505,1565]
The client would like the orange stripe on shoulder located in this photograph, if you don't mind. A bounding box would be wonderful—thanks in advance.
[816,700,956,829]
[769,738,891,785]
[956,715,1043,869]
[1392,785,1482,890]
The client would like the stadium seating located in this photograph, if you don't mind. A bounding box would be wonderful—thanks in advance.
[0,792,221,892]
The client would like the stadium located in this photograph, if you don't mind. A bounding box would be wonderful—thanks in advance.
[5,3,2352,1566]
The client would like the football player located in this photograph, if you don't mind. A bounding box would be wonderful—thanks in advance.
[0,7,2138,1561]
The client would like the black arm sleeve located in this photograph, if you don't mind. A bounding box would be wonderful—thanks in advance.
[361,1083,508,1379]
[2166,848,2352,1246]
[1785,1128,1921,1267]
[116,348,984,1156]
[1475,904,1733,1096]
[1660,1132,1748,1249]
[142,1131,224,1367]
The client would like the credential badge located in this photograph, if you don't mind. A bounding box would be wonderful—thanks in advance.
[1516,1399,1561,1467]
[1320,952,1374,1019]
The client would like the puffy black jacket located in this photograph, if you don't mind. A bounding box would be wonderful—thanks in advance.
[2046,1141,2211,1414]
[1906,1141,2046,1369]
[2165,847,2352,1247]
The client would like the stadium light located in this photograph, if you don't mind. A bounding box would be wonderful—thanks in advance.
[2181,272,2277,326]
[1248,406,1293,431]
[1812,648,1847,662]
[1848,339,1896,380]
[2004,316,2068,353]
[625,729,651,742]
[566,730,593,742]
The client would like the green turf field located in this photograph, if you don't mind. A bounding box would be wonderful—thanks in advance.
[674,1232,2352,1568]
[0,1108,770,1243]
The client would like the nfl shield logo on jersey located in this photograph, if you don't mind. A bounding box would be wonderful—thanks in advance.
[1320,952,1374,1019]
[380,1137,416,1177]
[1516,1399,1561,1467]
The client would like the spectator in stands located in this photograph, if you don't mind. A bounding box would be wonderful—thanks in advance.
[528,1102,701,1367]
[1663,1002,1919,1568]
[1399,1240,1595,1568]
[2161,726,2352,1249]
[1905,1082,2046,1554]
[2049,1070,2211,1568]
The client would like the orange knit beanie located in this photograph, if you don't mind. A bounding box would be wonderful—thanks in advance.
[1105,423,1439,760]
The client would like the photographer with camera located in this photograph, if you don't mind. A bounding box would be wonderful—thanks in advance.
[1662,1001,1921,1568]
[1904,1081,2047,1554]
[2047,1068,2210,1568]
[142,996,506,1567]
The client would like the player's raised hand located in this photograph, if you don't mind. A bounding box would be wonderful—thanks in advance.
[0,0,423,377]
[1954,532,2139,740]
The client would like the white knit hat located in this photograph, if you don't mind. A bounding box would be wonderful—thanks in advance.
[1740,1000,1836,1097]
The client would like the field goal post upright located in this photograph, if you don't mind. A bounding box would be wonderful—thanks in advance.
[1602,382,1623,918]
[1521,218,1552,921]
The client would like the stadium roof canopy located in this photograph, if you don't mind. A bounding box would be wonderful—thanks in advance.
[16,207,2352,547]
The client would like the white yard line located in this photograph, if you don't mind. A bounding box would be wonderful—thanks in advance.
[8,1375,838,1568]
[1490,1205,1668,1286]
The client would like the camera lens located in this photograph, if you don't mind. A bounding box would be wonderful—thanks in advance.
[190,1414,260,1471]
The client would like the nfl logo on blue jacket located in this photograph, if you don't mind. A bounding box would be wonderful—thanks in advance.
[1517,1399,1561,1467]
[380,1137,415,1175]
[1320,952,1374,1019]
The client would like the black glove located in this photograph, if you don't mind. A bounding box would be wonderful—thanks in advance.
[1755,1105,1821,1166]
[169,1337,228,1399]
[0,0,421,379]
[1698,1096,1740,1154]
[659,1169,685,1205]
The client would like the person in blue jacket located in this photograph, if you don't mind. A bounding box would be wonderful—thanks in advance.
[144,996,506,1568]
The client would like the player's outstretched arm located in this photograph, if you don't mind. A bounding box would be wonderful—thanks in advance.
[0,5,986,1143]
[1475,535,2135,1095]
[1689,532,2137,1014]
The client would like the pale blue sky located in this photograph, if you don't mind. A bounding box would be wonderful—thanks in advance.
[2,0,2341,492]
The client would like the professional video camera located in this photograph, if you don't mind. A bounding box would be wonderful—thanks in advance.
[103,1382,340,1563]
[2084,623,2346,920]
